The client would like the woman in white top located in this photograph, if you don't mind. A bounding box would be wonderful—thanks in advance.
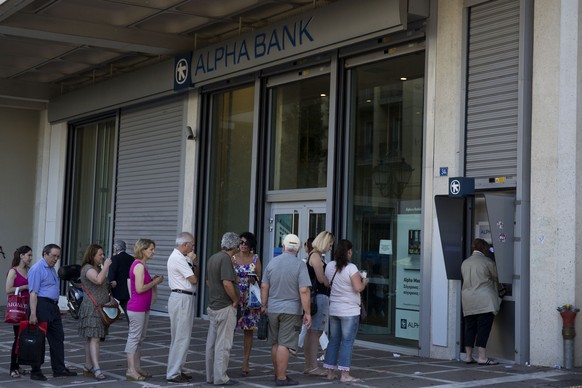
[323,239,368,382]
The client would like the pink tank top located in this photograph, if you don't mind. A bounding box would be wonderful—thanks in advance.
[127,261,153,312]
[11,267,29,301]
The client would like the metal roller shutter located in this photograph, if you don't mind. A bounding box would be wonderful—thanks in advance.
[114,98,184,312]
[465,0,520,182]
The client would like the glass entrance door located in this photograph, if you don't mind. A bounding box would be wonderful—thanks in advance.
[269,202,326,263]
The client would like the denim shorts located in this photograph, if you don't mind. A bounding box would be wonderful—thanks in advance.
[310,294,329,331]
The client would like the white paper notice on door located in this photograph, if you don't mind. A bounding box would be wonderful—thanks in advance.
[379,239,392,255]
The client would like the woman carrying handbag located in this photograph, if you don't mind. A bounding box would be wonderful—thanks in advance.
[5,245,33,378]
[78,244,112,380]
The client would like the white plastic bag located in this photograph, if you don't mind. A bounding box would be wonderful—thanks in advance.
[298,323,308,348]
[248,281,262,308]
[319,331,329,350]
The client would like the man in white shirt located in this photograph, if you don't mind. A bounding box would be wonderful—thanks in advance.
[166,232,199,383]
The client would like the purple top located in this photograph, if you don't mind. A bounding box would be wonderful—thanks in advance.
[127,260,153,312]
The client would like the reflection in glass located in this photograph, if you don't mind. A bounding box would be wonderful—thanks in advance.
[269,75,330,190]
[206,86,255,253]
[273,213,299,257]
[66,119,115,263]
[346,52,424,347]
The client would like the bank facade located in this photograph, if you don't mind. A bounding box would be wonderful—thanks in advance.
[1,0,580,367]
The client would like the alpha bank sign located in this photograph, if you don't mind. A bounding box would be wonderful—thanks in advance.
[190,0,405,84]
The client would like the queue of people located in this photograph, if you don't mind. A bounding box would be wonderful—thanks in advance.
[4,230,374,385]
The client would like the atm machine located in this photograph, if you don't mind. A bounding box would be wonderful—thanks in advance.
[435,177,515,361]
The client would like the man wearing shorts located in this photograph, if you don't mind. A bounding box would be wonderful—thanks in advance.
[261,234,312,386]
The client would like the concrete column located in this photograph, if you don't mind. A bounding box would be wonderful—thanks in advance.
[427,0,465,360]
[530,0,581,367]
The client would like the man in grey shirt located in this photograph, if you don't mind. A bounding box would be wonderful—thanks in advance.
[205,232,240,386]
[261,234,312,386]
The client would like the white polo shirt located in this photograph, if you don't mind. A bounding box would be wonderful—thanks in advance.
[167,248,195,292]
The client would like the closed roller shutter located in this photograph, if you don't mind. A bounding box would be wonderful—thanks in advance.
[465,0,520,182]
[114,97,184,312]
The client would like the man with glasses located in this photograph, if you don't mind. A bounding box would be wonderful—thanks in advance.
[205,232,240,386]
[28,244,77,381]
[166,232,199,383]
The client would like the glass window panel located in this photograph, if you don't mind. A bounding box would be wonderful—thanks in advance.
[346,52,424,347]
[206,85,255,254]
[67,118,115,263]
[273,212,299,257]
[269,75,330,190]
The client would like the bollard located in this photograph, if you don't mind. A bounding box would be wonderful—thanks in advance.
[557,304,580,369]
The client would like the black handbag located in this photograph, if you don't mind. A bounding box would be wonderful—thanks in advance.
[257,314,269,340]
[310,286,318,316]
[17,323,46,366]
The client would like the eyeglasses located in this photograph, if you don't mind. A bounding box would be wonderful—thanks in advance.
[239,240,249,245]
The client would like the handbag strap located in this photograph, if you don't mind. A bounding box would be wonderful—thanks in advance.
[329,268,339,288]
[81,284,101,309]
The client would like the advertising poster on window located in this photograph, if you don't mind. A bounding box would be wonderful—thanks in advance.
[395,213,421,340]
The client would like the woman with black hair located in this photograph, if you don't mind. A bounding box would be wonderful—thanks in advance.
[323,239,368,382]
[5,245,32,378]
[232,231,262,377]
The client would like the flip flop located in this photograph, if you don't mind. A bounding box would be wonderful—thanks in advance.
[465,360,477,364]
[478,358,499,366]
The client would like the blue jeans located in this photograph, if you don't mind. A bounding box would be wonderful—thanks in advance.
[323,315,359,371]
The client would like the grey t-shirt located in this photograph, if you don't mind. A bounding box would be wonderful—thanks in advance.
[262,252,311,314]
[207,250,239,310]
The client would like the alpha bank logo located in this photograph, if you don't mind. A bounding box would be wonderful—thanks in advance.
[174,53,192,90]
[450,179,461,195]
[175,59,188,84]
[400,319,408,330]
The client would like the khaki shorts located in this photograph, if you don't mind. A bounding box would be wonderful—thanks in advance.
[268,313,302,352]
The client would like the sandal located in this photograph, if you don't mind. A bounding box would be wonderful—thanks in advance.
[304,367,327,376]
[241,370,250,377]
[83,366,94,377]
[17,368,28,375]
[340,375,362,383]
[126,370,146,381]
[93,368,106,380]
[478,358,499,366]
[10,370,20,378]
[137,368,152,378]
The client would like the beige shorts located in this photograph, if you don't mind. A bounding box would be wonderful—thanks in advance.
[268,313,302,353]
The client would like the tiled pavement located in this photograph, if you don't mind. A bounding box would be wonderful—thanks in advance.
[0,312,581,388]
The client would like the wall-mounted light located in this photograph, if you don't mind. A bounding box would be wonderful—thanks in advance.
[185,126,196,141]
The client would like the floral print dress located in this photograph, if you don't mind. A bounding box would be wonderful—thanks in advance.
[233,254,260,330]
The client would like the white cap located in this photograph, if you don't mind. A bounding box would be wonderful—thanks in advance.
[282,234,301,249]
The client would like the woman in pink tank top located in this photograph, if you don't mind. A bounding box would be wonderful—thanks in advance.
[124,239,164,381]
[5,245,33,378]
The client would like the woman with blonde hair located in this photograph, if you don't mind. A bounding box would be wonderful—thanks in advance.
[78,244,112,380]
[125,239,164,380]
[303,231,334,376]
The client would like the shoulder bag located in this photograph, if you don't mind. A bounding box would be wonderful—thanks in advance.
[307,253,318,316]
[82,285,120,326]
